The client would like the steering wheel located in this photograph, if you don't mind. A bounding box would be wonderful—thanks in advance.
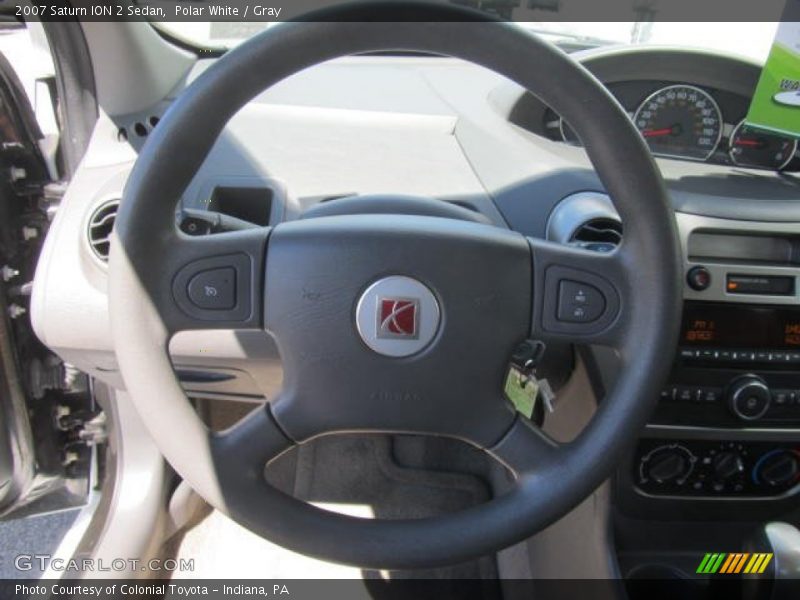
[109,8,681,569]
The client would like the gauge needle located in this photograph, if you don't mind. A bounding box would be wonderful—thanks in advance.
[734,139,764,148]
[642,127,675,138]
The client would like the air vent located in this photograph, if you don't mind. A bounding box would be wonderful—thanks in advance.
[570,217,622,252]
[87,200,119,262]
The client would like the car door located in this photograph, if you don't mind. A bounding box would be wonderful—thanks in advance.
[0,29,98,522]
[0,40,49,514]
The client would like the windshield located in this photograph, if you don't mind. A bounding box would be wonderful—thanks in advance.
[157,21,778,63]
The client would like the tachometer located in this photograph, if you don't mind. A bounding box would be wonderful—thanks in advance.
[633,85,723,161]
[729,120,798,170]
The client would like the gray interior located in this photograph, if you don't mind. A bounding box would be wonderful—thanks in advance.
[0,10,797,595]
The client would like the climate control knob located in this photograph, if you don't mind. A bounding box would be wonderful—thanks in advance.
[754,450,800,488]
[711,451,744,481]
[641,445,694,485]
[728,376,771,421]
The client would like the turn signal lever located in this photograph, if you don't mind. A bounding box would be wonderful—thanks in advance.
[178,208,259,236]
[744,522,800,600]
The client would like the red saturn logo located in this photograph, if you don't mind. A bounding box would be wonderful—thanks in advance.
[377,297,420,339]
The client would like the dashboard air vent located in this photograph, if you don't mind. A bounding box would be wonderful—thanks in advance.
[88,200,119,262]
[569,217,622,252]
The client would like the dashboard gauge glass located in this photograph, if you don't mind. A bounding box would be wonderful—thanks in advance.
[633,85,723,161]
[729,120,798,170]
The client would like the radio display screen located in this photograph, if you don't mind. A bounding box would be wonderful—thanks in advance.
[682,302,800,349]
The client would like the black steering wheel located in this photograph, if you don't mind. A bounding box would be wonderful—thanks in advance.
[109,7,681,569]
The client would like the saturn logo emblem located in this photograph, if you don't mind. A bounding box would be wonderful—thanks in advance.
[355,276,440,357]
[377,297,420,339]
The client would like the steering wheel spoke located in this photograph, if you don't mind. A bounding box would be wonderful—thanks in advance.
[488,416,560,477]
[139,228,269,334]
[212,401,294,473]
[529,237,629,349]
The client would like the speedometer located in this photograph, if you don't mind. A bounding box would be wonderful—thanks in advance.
[633,85,723,161]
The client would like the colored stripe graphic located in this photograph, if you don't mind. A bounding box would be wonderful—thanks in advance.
[709,554,726,574]
[696,554,714,574]
[697,553,773,575]
[719,554,736,573]
[733,553,749,574]
[697,553,726,574]
[758,553,773,574]
[744,554,760,573]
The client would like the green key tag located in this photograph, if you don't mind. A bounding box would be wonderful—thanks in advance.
[504,366,538,420]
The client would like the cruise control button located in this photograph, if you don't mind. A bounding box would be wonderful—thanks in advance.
[557,280,605,323]
[187,267,236,310]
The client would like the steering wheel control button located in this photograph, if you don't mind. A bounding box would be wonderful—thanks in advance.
[356,275,440,357]
[187,267,236,310]
[557,280,605,323]
[687,266,711,291]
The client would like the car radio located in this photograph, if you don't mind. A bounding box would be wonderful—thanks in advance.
[652,301,800,427]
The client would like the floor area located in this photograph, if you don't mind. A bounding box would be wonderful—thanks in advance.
[171,435,503,596]
[0,507,80,578]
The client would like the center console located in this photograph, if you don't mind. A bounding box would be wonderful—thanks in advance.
[629,213,800,501]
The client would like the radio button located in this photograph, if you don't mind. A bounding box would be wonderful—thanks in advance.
[700,388,721,403]
[773,390,791,407]
[734,350,756,362]
[729,376,771,421]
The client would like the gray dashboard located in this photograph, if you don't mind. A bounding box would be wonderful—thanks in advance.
[30,36,800,403]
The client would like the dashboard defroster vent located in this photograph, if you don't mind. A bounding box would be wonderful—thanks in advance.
[87,200,119,262]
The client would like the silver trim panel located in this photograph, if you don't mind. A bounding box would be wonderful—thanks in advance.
[548,193,800,305]
[678,212,800,305]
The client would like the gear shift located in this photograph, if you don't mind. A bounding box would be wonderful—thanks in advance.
[744,522,800,600]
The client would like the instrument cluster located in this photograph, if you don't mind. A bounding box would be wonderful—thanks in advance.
[547,81,798,171]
